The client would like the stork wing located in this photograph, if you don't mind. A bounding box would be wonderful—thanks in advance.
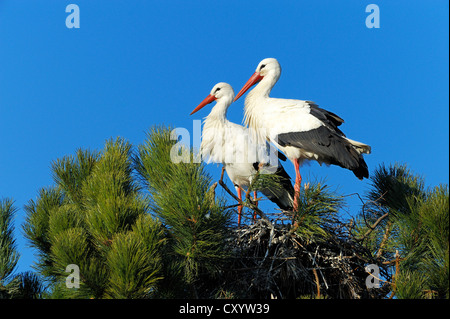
[276,126,362,171]
[306,101,346,136]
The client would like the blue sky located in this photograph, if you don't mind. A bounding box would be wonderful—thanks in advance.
[1,1,448,274]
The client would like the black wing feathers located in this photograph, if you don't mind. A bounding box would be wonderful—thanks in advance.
[308,103,345,136]
[277,126,369,180]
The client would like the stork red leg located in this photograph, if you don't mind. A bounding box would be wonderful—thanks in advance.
[293,158,302,211]
[253,191,258,222]
[236,186,243,226]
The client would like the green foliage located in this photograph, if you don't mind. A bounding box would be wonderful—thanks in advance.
[294,181,343,242]
[135,126,232,292]
[395,269,428,299]
[396,184,449,299]
[82,139,144,245]
[355,163,449,299]
[13,129,448,299]
[23,188,65,267]
[367,162,426,216]
[23,137,165,299]
[23,127,231,299]
[106,216,164,299]
[249,168,288,195]
[1,199,44,299]
[51,149,99,208]
[0,198,19,283]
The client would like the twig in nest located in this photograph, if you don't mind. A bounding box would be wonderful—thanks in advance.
[312,268,321,298]
[376,219,392,257]
[389,250,400,300]
[356,212,389,242]
[361,192,388,227]
[365,269,391,284]
[223,204,240,210]
[355,191,390,242]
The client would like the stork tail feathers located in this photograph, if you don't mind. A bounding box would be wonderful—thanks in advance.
[345,138,371,155]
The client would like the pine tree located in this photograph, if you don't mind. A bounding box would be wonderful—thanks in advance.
[1,198,44,298]
[0,199,18,288]
[18,126,448,299]
[22,128,232,299]
[23,138,165,298]
[354,163,449,298]
[134,126,232,298]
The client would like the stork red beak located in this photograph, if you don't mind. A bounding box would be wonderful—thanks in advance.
[234,72,264,102]
[190,94,217,115]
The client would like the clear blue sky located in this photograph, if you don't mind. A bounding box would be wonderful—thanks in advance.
[1,1,448,274]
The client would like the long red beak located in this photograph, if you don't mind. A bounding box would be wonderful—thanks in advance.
[190,94,217,115]
[234,72,264,102]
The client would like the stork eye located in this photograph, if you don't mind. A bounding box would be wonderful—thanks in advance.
[260,64,266,70]
[214,87,221,93]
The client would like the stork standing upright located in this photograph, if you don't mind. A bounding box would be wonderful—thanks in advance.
[234,58,371,210]
[190,82,294,225]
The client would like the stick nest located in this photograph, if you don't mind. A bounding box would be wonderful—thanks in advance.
[222,218,390,299]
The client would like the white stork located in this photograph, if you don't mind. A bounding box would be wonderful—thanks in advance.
[190,82,294,225]
[234,58,371,210]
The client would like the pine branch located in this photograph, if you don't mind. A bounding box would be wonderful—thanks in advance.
[0,198,19,283]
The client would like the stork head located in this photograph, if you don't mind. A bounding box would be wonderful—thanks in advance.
[190,82,235,115]
[234,58,281,102]
[256,58,281,78]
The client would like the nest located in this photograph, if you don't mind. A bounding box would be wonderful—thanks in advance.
[222,218,390,299]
